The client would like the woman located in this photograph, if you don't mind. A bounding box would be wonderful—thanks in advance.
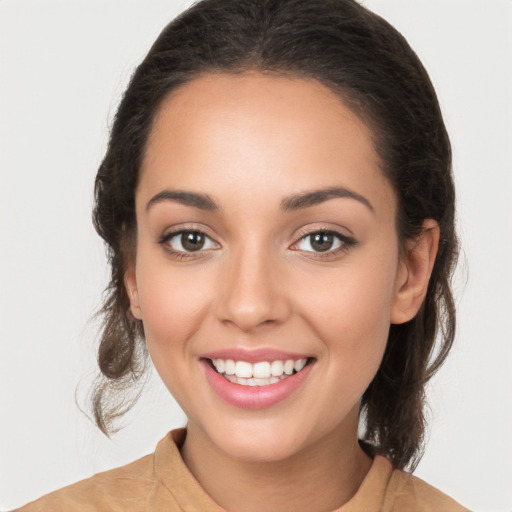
[13,0,472,510]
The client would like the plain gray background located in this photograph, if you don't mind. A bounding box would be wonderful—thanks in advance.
[1,0,511,510]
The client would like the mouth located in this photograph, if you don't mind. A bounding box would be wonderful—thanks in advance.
[205,357,314,387]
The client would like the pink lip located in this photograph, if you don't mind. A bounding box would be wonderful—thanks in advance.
[202,347,310,363]
[201,358,314,410]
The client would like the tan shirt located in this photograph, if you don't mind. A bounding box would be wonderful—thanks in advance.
[18,429,469,512]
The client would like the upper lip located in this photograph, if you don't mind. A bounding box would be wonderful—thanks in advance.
[201,347,312,363]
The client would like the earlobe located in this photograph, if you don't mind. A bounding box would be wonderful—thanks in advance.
[391,219,440,324]
[124,267,143,320]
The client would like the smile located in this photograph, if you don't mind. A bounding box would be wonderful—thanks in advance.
[210,358,308,386]
[201,352,315,409]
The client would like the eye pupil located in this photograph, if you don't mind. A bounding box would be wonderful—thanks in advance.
[181,231,205,251]
[311,233,334,252]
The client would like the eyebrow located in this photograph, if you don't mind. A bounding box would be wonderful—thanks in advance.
[281,186,374,213]
[146,190,218,212]
[146,186,374,214]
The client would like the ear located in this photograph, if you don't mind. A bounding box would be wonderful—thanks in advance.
[391,219,440,324]
[124,266,143,320]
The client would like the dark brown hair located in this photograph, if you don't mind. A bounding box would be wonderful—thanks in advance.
[92,0,458,471]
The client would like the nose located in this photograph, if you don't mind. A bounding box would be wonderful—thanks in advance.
[215,244,291,332]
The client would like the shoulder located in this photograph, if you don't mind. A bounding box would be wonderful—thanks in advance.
[383,466,470,512]
[15,452,155,512]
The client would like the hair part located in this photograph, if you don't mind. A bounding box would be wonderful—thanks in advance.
[91,0,458,470]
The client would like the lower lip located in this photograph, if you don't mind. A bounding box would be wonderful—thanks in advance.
[202,359,314,409]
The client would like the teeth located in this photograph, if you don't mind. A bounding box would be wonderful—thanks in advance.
[253,361,270,378]
[211,357,308,385]
[270,360,283,376]
[224,375,286,386]
[235,361,253,378]
[283,359,295,375]
[224,359,235,375]
[294,359,307,372]
[215,359,225,373]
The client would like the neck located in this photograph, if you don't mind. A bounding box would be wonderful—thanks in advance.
[181,411,372,512]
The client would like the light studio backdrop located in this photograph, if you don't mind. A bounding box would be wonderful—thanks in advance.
[1,1,511,510]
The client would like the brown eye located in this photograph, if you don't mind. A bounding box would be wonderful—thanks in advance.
[294,230,354,255]
[181,231,205,251]
[161,230,218,254]
[310,233,335,252]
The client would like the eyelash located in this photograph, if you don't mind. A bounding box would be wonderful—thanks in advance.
[158,229,219,260]
[158,228,357,260]
[292,229,357,259]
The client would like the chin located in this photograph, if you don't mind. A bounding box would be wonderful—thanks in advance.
[206,418,317,463]
[224,439,302,463]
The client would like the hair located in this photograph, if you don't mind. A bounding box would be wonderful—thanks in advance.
[91,0,458,471]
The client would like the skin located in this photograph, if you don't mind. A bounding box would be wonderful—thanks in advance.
[125,72,439,512]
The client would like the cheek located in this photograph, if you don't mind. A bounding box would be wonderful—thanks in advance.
[304,263,396,345]
[134,257,211,367]
[297,250,398,382]
[308,283,392,411]
[310,284,390,376]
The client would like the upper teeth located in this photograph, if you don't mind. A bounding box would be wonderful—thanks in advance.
[211,358,307,379]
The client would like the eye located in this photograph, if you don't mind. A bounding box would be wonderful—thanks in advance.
[160,230,218,253]
[294,230,355,254]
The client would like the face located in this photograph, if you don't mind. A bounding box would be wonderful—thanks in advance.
[126,72,413,463]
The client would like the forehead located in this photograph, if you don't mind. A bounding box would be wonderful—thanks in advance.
[140,72,395,218]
